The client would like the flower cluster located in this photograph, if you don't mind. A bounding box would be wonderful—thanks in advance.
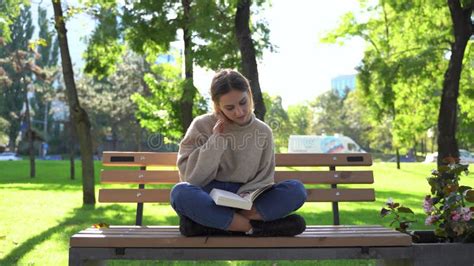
[425,161,474,241]
[451,207,472,222]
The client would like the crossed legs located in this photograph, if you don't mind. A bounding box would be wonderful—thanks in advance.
[170,180,307,233]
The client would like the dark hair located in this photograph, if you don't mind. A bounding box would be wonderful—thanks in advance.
[210,69,254,113]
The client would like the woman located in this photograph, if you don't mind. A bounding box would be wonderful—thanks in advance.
[170,69,307,236]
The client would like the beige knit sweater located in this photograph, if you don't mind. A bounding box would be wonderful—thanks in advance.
[177,112,275,194]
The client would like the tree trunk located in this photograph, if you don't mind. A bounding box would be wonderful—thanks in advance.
[413,141,417,160]
[136,120,142,152]
[421,138,425,155]
[235,0,266,121]
[179,0,197,133]
[25,93,35,178]
[396,148,400,170]
[15,49,36,178]
[437,0,472,166]
[7,125,19,152]
[23,79,35,178]
[69,120,75,180]
[52,0,95,204]
[112,123,118,150]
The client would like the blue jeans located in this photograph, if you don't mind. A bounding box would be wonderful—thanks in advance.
[170,179,307,230]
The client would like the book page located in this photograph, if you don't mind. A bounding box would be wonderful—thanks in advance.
[245,183,274,202]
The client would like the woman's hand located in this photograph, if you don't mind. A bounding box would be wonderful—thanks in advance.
[213,119,225,134]
[239,192,250,198]
[213,111,228,134]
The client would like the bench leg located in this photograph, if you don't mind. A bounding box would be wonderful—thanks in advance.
[69,255,84,266]
[69,257,105,266]
[69,248,83,266]
[69,248,107,266]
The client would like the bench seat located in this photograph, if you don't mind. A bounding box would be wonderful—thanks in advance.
[70,225,411,248]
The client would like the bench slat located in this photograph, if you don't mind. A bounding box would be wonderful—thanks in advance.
[275,153,372,166]
[70,225,411,248]
[101,170,374,184]
[101,170,179,184]
[98,188,375,203]
[103,152,372,167]
[103,152,177,167]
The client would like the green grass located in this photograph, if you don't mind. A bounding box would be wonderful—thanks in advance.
[0,160,473,265]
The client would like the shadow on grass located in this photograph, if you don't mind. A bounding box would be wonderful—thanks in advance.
[0,204,135,265]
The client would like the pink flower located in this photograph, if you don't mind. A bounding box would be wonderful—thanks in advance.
[451,211,461,221]
[461,207,472,222]
[425,215,439,225]
[423,196,434,214]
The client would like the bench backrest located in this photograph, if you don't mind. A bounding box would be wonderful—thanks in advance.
[100,152,374,225]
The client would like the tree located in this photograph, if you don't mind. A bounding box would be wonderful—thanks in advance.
[309,90,348,136]
[0,0,29,43]
[52,0,95,205]
[0,5,34,153]
[287,103,312,135]
[77,51,150,151]
[0,5,47,177]
[131,49,208,143]
[437,0,473,164]
[32,5,60,156]
[343,90,391,153]
[235,0,266,120]
[324,0,473,167]
[262,92,291,152]
[83,0,273,135]
[0,117,9,146]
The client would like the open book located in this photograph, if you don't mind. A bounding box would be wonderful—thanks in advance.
[209,184,273,210]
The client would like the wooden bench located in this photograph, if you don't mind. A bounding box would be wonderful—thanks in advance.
[68,152,473,265]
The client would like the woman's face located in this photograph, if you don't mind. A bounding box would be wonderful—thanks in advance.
[217,89,251,126]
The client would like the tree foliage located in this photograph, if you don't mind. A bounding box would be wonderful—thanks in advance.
[77,52,148,151]
[262,92,291,152]
[0,0,29,43]
[31,5,60,145]
[287,103,312,136]
[0,5,35,151]
[323,0,474,158]
[131,50,208,141]
[82,0,273,135]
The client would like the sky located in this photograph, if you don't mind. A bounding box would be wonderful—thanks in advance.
[33,0,366,108]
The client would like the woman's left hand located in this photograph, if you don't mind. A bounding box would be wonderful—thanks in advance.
[239,192,250,198]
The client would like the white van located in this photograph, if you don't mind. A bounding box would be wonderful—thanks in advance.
[288,135,366,153]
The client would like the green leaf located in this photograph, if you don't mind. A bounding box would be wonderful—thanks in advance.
[397,206,414,214]
[459,186,472,194]
[380,207,391,217]
[465,190,474,202]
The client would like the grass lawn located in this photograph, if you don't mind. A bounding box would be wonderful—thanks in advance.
[0,160,473,265]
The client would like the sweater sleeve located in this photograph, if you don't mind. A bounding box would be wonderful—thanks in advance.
[177,118,226,187]
[236,130,276,194]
